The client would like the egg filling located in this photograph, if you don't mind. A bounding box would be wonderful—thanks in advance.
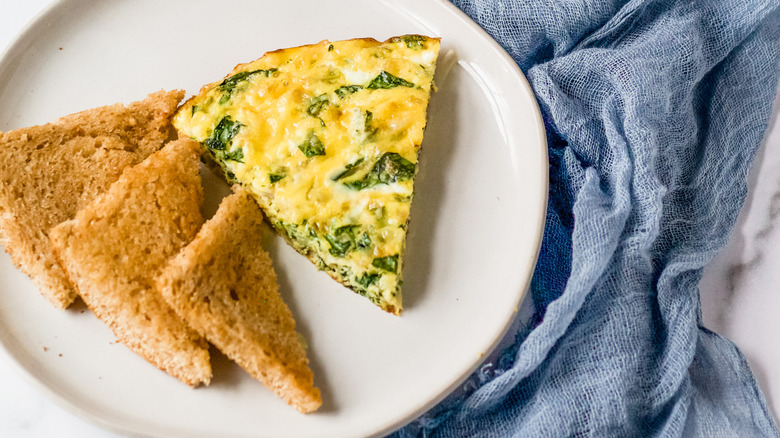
[173,35,440,314]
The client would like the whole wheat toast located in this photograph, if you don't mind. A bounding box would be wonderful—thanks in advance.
[156,190,322,412]
[49,139,211,387]
[0,90,185,309]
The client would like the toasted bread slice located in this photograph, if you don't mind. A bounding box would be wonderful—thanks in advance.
[0,90,185,309]
[172,36,440,314]
[156,190,322,413]
[49,139,211,387]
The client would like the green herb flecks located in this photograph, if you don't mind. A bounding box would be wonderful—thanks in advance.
[328,44,334,51]
[298,131,326,158]
[372,255,399,273]
[324,235,350,257]
[303,222,318,240]
[324,225,356,257]
[205,116,243,152]
[333,157,365,181]
[355,272,381,288]
[399,35,427,50]
[364,110,378,141]
[356,232,371,249]
[307,94,330,117]
[269,173,286,183]
[335,85,362,98]
[274,221,297,243]
[366,71,414,90]
[220,68,277,93]
[223,147,244,163]
[324,225,371,257]
[218,68,278,103]
[273,220,319,251]
[343,152,416,190]
[203,117,245,168]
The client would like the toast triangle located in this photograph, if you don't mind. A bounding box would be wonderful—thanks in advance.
[50,139,211,386]
[0,90,185,308]
[157,190,322,412]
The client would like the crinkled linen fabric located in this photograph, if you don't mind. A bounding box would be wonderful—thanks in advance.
[393,0,780,436]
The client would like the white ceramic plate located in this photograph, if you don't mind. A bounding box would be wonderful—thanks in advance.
[0,0,547,436]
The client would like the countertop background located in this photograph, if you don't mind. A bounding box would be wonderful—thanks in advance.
[1,1,779,436]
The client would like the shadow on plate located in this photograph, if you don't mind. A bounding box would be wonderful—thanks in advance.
[401,66,459,311]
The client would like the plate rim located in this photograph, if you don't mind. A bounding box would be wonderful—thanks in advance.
[0,0,549,436]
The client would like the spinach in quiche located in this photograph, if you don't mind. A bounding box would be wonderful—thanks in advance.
[172,35,440,314]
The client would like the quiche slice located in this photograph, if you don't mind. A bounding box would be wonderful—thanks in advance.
[173,35,440,314]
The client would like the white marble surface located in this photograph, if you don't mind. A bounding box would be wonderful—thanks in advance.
[0,2,779,437]
[699,81,780,418]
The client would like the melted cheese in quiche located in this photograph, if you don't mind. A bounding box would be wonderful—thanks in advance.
[173,36,440,314]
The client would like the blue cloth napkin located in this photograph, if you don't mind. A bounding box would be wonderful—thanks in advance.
[393,0,780,436]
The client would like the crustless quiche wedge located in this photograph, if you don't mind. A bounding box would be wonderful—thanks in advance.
[173,35,440,314]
